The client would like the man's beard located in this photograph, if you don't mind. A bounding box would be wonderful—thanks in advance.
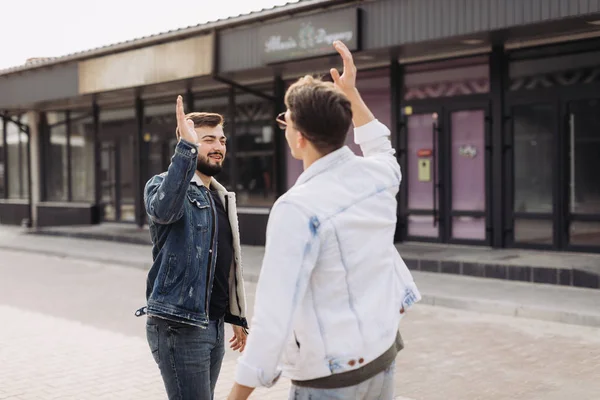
[196,154,223,177]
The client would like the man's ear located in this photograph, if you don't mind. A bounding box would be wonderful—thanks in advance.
[296,132,307,149]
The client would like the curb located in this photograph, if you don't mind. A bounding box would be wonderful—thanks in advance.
[0,245,151,270]
[2,244,599,328]
[28,230,152,246]
[403,257,600,290]
[419,294,600,328]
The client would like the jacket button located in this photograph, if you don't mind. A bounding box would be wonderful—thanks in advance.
[191,148,197,154]
[359,358,364,364]
[348,360,356,367]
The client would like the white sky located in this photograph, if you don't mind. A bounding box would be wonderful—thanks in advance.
[0,0,296,70]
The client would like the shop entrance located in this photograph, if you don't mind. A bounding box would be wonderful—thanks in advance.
[507,87,600,251]
[99,130,135,223]
[400,99,491,244]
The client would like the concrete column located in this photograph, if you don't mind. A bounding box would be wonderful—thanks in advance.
[26,111,41,227]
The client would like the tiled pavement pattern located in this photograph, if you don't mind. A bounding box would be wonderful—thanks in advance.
[2,249,600,399]
[0,305,415,400]
[2,300,600,399]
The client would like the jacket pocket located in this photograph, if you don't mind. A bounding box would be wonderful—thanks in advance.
[187,193,210,232]
[281,331,301,368]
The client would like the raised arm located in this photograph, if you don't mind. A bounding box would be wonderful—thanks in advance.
[330,40,400,183]
[144,96,199,224]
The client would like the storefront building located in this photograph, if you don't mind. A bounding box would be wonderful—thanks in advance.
[1,0,600,252]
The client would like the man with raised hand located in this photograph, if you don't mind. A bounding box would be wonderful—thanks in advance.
[137,96,249,400]
[228,41,420,400]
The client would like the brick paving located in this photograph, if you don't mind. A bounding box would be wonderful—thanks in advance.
[1,248,600,399]
[0,303,417,400]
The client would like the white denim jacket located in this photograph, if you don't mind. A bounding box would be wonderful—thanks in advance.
[235,119,421,388]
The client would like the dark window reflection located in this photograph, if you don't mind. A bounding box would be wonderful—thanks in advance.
[513,104,554,213]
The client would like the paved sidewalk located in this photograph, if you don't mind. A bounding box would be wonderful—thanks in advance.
[2,249,600,400]
[0,304,291,400]
[30,222,600,290]
[0,303,412,400]
[1,225,600,328]
[2,301,599,399]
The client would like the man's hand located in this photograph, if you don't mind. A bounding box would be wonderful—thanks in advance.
[330,40,357,96]
[230,325,247,352]
[330,40,374,128]
[176,95,198,145]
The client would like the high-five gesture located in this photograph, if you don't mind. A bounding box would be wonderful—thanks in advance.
[330,40,357,95]
[176,95,198,145]
[329,40,374,128]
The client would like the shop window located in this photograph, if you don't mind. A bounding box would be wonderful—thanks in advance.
[513,104,554,214]
[509,50,600,91]
[233,100,275,207]
[404,57,489,101]
[192,93,276,206]
[144,102,177,185]
[6,115,29,200]
[44,111,95,203]
[45,112,68,201]
[99,107,136,222]
[514,218,553,245]
[510,67,600,91]
[70,115,95,202]
[0,118,4,198]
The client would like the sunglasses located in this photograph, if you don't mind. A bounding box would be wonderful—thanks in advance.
[276,112,287,130]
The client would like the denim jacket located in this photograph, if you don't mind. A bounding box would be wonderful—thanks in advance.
[235,120,420,387]
[136,139,248,329]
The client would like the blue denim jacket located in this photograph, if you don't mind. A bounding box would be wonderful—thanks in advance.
[136,139,248,329]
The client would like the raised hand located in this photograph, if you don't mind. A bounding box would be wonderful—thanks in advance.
[176,95,198,145]
[330,40,357,95]
[330,40,374,127]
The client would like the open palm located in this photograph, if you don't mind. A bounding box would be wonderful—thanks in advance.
[330,40,357,94]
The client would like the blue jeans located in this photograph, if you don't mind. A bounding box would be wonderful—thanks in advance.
[146,316,225,400]
[289,361,395,400]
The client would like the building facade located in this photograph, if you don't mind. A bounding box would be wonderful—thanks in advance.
[1,0,600,252]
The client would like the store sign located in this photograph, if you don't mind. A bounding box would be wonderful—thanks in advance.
[258,8,361,64]
[459,145,477,158]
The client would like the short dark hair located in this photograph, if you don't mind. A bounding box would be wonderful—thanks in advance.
[285,75,352,154]
[175,112,224,138]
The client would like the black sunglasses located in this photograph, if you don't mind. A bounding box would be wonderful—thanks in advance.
[276,112,287,130]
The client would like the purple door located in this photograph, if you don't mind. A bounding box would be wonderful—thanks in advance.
[406,108,487,242]
[406,113,439,237]
[449,110,486,240]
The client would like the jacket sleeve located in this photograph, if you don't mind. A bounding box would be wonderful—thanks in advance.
[354,119,402,185]
[234,201,319,388]
[144,139,198,224]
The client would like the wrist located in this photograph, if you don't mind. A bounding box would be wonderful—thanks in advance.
[343,87,360,101]
[179,138,198,147]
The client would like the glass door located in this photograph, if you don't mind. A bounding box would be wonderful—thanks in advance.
[509,102,557,247]
[99,135,135,222]
[564,98,600,249]
[445,107,489,242]
[405,109,441,240]
[403,103,490,244]
[100,140,119,221]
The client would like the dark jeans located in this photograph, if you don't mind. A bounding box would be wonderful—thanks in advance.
[146,316,225,400]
